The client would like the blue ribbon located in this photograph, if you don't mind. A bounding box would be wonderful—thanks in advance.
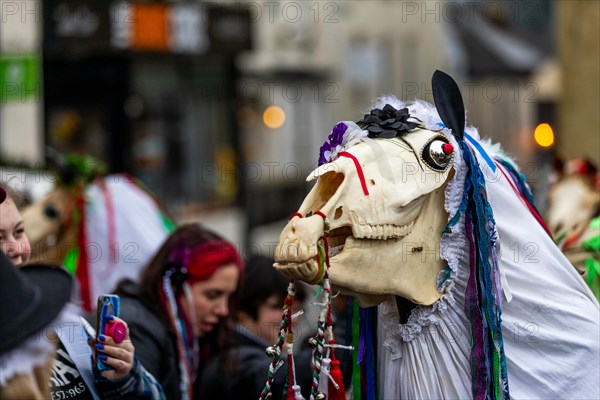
[464,132,496,173]
[438,123,496,172]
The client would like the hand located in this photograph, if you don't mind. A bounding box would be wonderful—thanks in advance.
[89,316,135,381]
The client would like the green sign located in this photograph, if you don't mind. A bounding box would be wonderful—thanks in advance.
[0,54,40,103]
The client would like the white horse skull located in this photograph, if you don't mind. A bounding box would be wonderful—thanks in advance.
[272,71,599,399]
[275,128,454,307]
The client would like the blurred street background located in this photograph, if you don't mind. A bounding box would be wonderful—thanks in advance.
[1,0,598,250]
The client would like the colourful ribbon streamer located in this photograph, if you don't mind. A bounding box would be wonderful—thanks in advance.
[352,300,361,400]
[446,139,510,400]
[364,307,376,400]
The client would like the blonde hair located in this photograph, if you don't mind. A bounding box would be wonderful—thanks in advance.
[0,332,57,399]
[0,358,54,399]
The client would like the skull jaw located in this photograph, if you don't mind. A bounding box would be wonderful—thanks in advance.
[273,234,444,307]
[328,235,444,306]
[273,231,445,307]
[327,183,449,307]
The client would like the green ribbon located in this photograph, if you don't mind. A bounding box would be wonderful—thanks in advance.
[313,243,327,298]
[62,199,83,275]
[63,247,79,274]
[59,154,105,187]
[584,258,600,302]
[582,217,600,302]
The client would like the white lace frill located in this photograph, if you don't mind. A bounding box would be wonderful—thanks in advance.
[0,303,77,386]
[0,333,55,387]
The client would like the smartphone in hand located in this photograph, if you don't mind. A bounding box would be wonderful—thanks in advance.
[95,295,121,371]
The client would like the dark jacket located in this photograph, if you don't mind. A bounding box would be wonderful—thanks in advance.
[117,282,182,400]
[199,325,312,400]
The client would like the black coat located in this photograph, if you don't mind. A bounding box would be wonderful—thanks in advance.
[117,282,182,400]
[198,325,313,400]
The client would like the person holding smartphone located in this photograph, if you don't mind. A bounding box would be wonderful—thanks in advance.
[114,223,244,400]
[0,183,165,399]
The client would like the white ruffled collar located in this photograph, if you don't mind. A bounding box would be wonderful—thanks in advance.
[0,303,80,386]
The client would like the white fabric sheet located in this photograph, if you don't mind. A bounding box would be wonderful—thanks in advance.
[84,175,171,306]
[377,119,599,399]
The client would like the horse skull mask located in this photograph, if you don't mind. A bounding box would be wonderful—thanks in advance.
[275,127,454,307]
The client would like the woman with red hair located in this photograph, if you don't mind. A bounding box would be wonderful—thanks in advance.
[115,223,243,399]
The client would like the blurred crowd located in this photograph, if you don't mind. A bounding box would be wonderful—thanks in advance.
[0,180,352,400]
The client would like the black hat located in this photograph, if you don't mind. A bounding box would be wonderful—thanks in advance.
[0,251,73,354]
[0,186,6,204]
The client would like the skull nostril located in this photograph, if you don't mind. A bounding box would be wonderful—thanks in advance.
[334,206,343,220]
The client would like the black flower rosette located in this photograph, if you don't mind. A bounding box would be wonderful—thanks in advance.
[357,104,421,138]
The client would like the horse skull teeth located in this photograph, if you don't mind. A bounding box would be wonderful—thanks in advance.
[352,220,415,240]
[275,127,452,306]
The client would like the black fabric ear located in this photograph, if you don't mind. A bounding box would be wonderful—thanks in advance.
[432,70,465,141]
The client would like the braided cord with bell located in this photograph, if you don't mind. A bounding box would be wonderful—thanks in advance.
[310,240,332,400]
[260,281,296,399]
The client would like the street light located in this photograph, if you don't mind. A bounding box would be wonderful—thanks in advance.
[534,123,554,148]
[263,105,286,129]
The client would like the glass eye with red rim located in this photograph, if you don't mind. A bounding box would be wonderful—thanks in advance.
[422,136,454,172]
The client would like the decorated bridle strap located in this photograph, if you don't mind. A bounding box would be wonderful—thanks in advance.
[338,151,370,196]
[289,212,304,220]
[316,213,331,286]
[319,233,331,272]
[289,211,327,220]
[310,268,331,400]
[285,292,298,400]
[260,282,296,400]
[314,211,326,220]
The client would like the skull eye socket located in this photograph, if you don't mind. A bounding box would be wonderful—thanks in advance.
[307,172,345,212]
[421,137,453,172]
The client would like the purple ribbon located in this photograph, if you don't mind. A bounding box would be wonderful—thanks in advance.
[465,216,487,400]
[357,308,366,364]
